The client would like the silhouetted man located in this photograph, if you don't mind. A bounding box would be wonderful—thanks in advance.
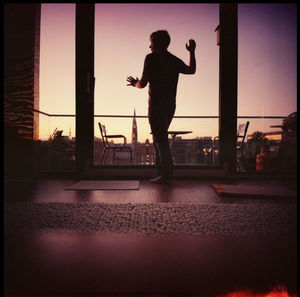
[127,30,196,184]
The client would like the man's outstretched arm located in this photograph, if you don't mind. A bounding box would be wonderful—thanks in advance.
[182,39,196,74]
[127,74,148,88]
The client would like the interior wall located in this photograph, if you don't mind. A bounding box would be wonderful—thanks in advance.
[4,3,41,179]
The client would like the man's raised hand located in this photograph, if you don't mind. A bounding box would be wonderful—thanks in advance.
[127,76,139,87]
[186,39,196,52]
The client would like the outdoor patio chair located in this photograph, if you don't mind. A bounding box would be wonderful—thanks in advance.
[208,121,250,171]
[98,122,133,165]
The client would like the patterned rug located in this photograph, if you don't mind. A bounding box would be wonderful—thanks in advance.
[4,202,297,239]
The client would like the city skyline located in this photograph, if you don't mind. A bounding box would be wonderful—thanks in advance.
[40,108,286,170]
[39,3,297,142]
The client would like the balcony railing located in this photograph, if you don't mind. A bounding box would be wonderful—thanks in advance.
[33,108,296,174]
[34,109,286,120]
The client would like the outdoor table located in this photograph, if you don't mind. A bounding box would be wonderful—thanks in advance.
[167,131,193,142]
[150,130,193,154]
[168,131,193,155]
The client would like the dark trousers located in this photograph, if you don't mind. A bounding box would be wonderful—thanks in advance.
[148,105,175,179]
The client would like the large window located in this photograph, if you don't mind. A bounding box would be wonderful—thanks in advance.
[237,4,297,173]
[238,4,297,127]
[38,4,297,173]
[94,3,219,166]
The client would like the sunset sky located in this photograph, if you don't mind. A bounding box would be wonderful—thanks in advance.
[39,3,297,142]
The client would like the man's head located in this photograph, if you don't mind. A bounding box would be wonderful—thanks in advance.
[150,30,170,53]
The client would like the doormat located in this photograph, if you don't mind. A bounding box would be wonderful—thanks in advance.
[65,180,140,190]
[212,184,297,198]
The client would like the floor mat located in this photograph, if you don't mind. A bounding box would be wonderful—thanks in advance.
[65,180,140,190]
[212,184,297,198]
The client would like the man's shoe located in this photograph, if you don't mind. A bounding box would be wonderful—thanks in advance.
[149,175,172,185]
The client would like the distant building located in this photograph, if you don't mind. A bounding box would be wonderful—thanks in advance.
[94,136,102,165]
[134,139,156,165]
[172,136,213,165]
[131,110,156,165]
[132,109,138,145]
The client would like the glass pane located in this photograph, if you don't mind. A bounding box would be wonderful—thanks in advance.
[39,4,76,173]
[238,4,297,117]
[237,4,297,173]
[94,3,219,167]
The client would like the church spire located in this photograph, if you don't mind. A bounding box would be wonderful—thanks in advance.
[132,108,138,144]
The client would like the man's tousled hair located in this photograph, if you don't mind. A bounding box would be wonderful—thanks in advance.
[150,30,171,49]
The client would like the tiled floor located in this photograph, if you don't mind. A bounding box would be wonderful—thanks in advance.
[4,177,297,297]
